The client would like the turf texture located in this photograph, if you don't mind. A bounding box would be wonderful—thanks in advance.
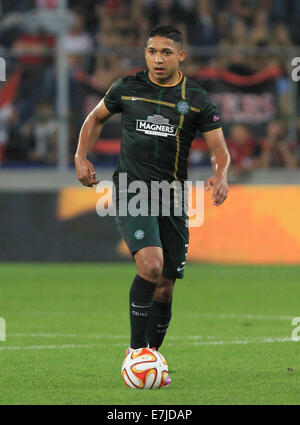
[0,263,299,405]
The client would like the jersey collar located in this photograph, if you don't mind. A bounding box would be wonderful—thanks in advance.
[148,71,183,88]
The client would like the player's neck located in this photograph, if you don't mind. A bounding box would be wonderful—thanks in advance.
[148,71,183,87]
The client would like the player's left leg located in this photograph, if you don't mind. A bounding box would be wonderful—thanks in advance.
[147,275,175,350]
[147,213,189,350]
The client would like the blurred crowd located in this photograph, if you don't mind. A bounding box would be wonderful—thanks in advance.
[0,0,300,172]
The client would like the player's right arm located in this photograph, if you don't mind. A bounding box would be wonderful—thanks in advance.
[75,99,114,187]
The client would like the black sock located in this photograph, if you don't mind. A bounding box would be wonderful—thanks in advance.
[129,275,156,349]
[147,298,172,350]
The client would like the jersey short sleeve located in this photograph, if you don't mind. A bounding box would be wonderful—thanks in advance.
[194,90,222,133]
[103,78,124,113]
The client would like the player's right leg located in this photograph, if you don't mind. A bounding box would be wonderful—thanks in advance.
[114,212,163,350]
[134,246,163,282]
[129,246,164,349]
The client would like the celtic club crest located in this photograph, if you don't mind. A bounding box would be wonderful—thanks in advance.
[176,100,190,114]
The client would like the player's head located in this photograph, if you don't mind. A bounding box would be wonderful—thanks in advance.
[145,25,186,83]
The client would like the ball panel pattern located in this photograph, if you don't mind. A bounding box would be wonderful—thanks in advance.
[121,347,169,389]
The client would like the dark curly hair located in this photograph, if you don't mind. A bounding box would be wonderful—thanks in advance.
[148,25,183,48]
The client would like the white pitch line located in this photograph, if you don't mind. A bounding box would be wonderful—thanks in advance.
[0,343,124,351]
[14,311,294,321]
[179,336,293,346]
[9,333,214,340]
[0,337,294,351]
[9,333,128,339]
[181,313,294,321]
[7,333,293,342]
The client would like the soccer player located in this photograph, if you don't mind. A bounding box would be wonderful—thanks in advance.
[75,25,230,379]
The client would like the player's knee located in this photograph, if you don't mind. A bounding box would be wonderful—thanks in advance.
[148,261,163,281]
[141,258,163,282]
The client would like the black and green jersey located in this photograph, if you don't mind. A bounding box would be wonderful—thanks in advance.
[104,70,221,185]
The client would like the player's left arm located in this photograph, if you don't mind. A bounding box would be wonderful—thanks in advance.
[203,127,231,206]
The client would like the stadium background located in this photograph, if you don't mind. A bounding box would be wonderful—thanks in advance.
[0,0,299,264]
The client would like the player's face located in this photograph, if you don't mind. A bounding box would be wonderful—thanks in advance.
[145,36,186,84]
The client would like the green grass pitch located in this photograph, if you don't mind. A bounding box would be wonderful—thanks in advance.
[0,263,299,405]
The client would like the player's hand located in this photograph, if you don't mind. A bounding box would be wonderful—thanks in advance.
[75,156,99,187]
[205,175,228,206]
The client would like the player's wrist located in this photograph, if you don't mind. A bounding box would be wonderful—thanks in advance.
[213,169,227,180]
[74,153,87,161]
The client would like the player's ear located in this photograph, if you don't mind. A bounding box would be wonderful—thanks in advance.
[179,50,187,63]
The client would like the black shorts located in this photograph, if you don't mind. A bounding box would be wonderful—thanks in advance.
[115,212,189,279]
